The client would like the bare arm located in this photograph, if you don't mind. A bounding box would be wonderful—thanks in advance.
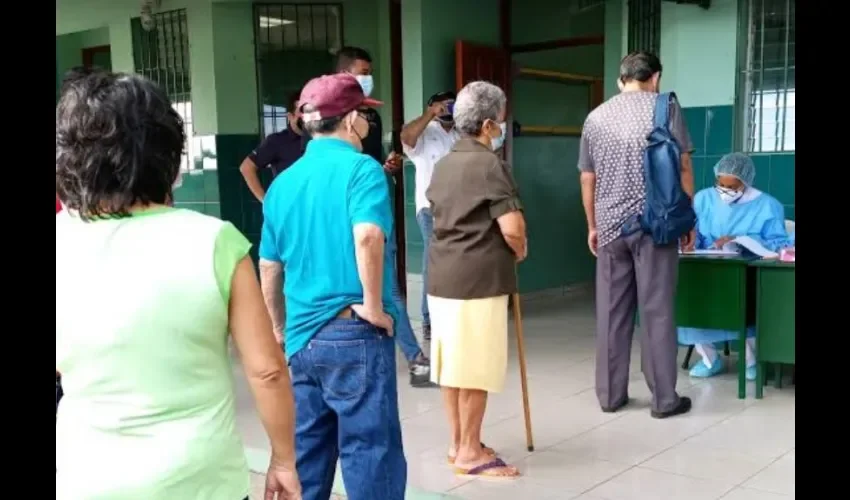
[680,153,695,199]
[496,211,528,261]
[259,258,285,345]
[400,102,443,150]
[580,171,597,230]
[668,97,695,201]
[229,256,295,469]
[239,157,266,202]
[353,223,385,310]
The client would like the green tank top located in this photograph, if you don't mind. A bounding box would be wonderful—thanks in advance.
[56,207,251,499]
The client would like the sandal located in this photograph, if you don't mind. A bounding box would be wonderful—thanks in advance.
[454,457,520,480]
[446,442,496,465]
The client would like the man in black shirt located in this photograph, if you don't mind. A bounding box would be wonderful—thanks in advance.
[239,91,307,202]
[333,47,432,388]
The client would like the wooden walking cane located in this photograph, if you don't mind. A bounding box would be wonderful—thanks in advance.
[511,290,535,452]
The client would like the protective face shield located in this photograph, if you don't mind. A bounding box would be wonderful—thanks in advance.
[715,185,744,205]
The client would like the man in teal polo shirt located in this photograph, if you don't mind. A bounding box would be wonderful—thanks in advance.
[258,73,406,500]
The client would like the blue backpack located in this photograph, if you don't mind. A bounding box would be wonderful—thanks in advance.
[639,92,696,245]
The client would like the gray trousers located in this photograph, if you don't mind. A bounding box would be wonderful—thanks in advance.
[595,231,681,413]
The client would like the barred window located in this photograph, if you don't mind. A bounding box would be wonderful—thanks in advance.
[627,0,661,55]
[254,3,343,137]
[131,9,194,171]
[739,0,795,152]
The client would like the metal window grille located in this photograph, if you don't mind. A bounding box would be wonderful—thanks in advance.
[739,0,795,153]
[628,0,662,55]
[131,9,194,171]
[572,0,605,13]
[253,3,343,137]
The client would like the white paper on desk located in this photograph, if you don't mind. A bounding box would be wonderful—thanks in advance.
[680,248,739,256]
[723,236,778,259]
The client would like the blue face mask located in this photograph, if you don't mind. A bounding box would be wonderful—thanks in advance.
[490,122,507,151]
[354,75,374,97]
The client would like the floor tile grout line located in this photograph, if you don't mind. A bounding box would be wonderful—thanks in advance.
[562,379,763,498]
[720,453,792,498]
[441,395,638,497]
[620,389,790,494]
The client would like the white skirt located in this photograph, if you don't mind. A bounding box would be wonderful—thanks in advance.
[427,294,509,393]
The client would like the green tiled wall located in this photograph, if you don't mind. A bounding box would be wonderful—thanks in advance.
[172,133,265,262]
[511,136,595,291]
[682,105,796,221]
[173,135,223,219]
[216,134,265,263]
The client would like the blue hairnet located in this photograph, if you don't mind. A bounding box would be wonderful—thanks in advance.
[713,153,755,186]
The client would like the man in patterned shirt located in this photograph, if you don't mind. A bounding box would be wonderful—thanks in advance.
[578,51,695,419]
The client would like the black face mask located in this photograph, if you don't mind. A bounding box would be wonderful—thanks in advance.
[438,114,453,124]
[351,113,370,149]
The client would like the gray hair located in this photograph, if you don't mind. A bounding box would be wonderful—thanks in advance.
[453,81,507,136]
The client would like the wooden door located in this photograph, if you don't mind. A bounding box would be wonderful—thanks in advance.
[454,40,511,92]
[82,45,112,71]
[454,40,513,160]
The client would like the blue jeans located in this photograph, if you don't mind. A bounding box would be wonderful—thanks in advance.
[388,242,423,363]
[415,208,434,326]
[289,319,407,500]
[393,277,423,362]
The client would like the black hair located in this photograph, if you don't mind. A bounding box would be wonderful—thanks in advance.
[335,46,372,72]
[428,91,456,106]
[60,66,96,94]
[619,51,663,83]
[300,103,345,136]
[287,91,301,113]
[56,71,185,221]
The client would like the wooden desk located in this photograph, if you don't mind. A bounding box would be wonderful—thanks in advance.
[751,260,796,399]
[676,255,756,399]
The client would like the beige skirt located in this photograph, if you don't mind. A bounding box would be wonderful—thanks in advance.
[427,294,509,393]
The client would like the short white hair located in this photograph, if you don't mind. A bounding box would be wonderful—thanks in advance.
[453,81,507,136]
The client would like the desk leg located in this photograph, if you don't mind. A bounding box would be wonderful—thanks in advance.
[774,364,783,389]
[755,362,764,399]
[737,328,746,399]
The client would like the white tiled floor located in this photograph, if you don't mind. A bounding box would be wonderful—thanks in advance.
[236,280,795,500]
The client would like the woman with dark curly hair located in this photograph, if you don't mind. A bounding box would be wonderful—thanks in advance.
[55,71,302,500]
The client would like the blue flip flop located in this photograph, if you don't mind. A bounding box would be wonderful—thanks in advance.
[454,457,520,480]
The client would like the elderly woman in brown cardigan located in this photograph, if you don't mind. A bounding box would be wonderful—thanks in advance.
[426,80,527,480]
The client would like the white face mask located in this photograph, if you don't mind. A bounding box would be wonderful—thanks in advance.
[716,187,743,205]
[354,75,374,97]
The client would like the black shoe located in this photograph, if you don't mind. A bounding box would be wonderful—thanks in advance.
[601,397,630,413]
[651,396,692,419]
[422,324,431,342]
[409,356,436,388]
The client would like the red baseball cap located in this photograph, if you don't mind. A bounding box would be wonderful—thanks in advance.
[299,73,382,123]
